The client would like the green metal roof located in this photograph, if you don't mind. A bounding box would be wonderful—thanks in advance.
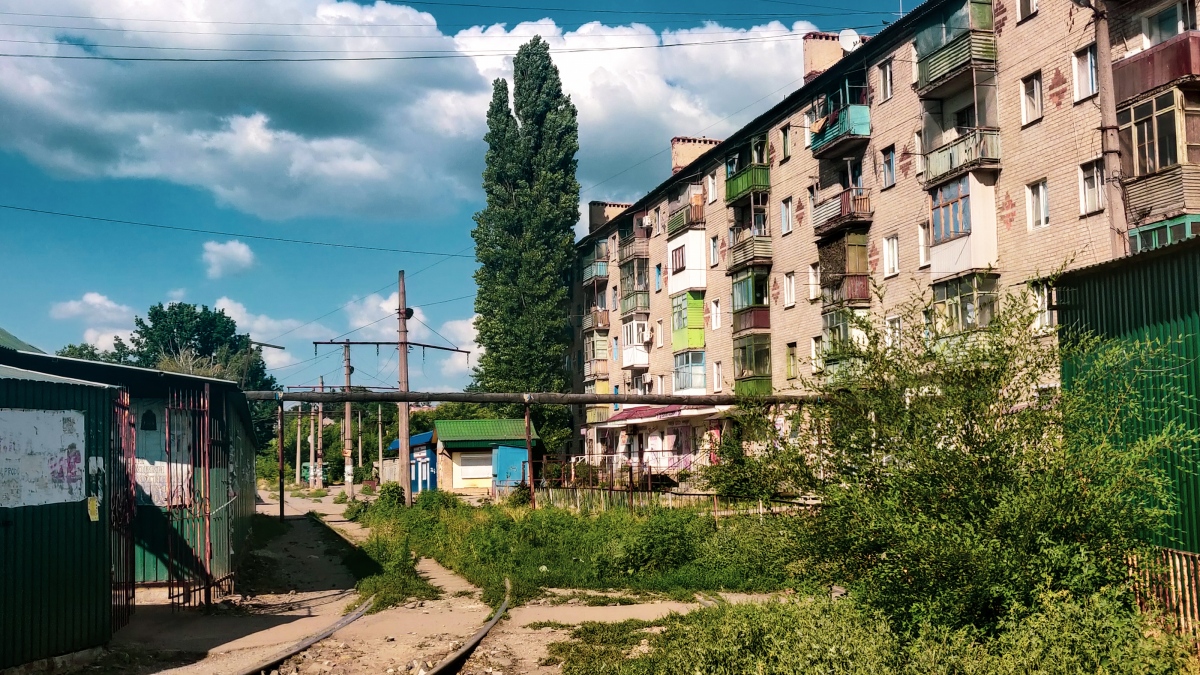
[0,327,42,353]
[434,418,539,443]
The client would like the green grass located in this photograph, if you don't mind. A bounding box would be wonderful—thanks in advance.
[357,491,809,607]
[525,620,576,630]
[309,488,328,499]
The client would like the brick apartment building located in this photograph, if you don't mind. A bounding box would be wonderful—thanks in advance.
[569,0,1199,477]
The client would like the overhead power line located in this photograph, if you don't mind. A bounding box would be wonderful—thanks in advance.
[0,204,474,258]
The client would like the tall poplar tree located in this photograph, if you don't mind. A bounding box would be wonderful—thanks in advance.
[472,36,579,451]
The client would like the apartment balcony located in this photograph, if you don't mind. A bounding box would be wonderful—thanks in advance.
[732,307,771,333]
[582,261,608,284]
[810,105,871,159]
[728,235,773,271]
[1113,31,1200,105]
[586,405,611,424]
[582,309,611,332]
[812,188,873,237]
[667,204,706,236]
[724,164,770,204]
[821,274,871,307]
[733,376,772,396]
[618,235,649,264]
[916,30,996,97]
[620,290,650,316]
[583,358,609,381]
[1124,164,1200,226]
[622,344,650,371]
[924,128,1001,186]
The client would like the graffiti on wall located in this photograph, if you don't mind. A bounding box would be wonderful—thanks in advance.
[0,409,87,508]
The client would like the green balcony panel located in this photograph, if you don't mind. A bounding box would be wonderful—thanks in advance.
[917,30,996,91]
[810,105,871,156]
[671,291,706,352]
[734,376,773,396]
[724,164,770,204]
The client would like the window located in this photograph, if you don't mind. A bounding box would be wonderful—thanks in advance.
[883,235,900,277]
[885,316,902,348]
[1146,4,1184,46]
[914,131,925,175]
[612,336,619,356]
[781,125,792,160]
[808,262,821,300]
[882,146,896,188]
[930,175,971,243]
[1074,44,1098,100]
[613,384,620,410]
[1119,92,1179,177]
[654,206,662,235]
[656,374,666,394]
[1019,0,1038,20]
[1031,283,1056,332]
[655,264,663,291]
[822,310,851,348]
[709,236,719,266]
[1080,160,1104,214]
[725,154,740,178]
[803,110,814,148]
[781,197,794,234]
[710,298,721,330]
[879,60,894,101]
[670,246,686,274]
[954,105,977,133]
[786,342,798,379]
[1022,72,1043,124]
[656,318,664,348]
[1027,179,1049,229]
[784,272,796,307]
[140,409,157,431]
[732,268,769,311]
[811,336,825,373]
[918,222,931,267]
[459,452,492,480]
[611,285,618,309]
[931,274,998,334]
[674,351,706,391]
[752,135,768,164]
[706,171,717,203]
[733,334,771,380]
[807,185,817,221]
[1129,220,1198,254]
[713,361,723,391]
[672,293,688,332]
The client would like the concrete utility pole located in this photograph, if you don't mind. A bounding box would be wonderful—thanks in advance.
[308,406,316,489]
[343,343,354,499]
[277,402,285,522]
[377,404,383,482]
[398,270,412,507]
[1084,0,1129,255]
[316,376,325,489]
[294,408,302,486]
[357,410,363,468]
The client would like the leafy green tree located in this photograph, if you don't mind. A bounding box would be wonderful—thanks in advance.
[409,402,497,436]
[471,36,579,454]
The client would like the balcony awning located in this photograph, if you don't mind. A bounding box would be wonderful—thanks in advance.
[595,404,728,428]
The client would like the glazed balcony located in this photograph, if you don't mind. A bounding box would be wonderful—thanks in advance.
[586,406,611,424]
[812,188,873,237]
[810,105,872,159]
[1113,31,1200,105]
[728,235,773,270]
[582,309,610,332]
[732,307,771,333]
[618,235,649,264]
[724,164,770,204]
[582,261,608,284]
[667,204,706,236]
[822,274,871,306]
[620,290,650,316]
[583,358,609,380]
[917,30,996,97]
[924,128,1000,185]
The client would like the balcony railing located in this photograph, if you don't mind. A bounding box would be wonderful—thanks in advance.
[667,204,706,236]
[620,291,650,315]
[1113,31,1200,104]
[586,406,610,424]
[583,359,609,379]
[810,105,871,158]
[822,274,871,306]
[924,128,1000,184]
[732,307,771,333]
[812,188,873,235]
[733,376,772,396]
[618,236,649,263]
[582,309,610,331]
[917,30,996,92]
[729,235,773,269]
[724,164,770,204]
[582,261,608,283]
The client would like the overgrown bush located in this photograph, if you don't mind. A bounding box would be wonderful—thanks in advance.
[333,490,349,504]
[360,483,375,496]
[344,498,368,522]
[507,483,532,507]
[376,482,404,507]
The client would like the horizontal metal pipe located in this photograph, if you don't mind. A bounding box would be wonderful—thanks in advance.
[243,390,816,405]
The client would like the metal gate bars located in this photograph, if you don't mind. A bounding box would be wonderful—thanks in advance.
[165,384,213,609]
[110,389,137,628]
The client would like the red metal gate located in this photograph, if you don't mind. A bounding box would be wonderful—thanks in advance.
[165,385,213,609]
[111,389,137,628]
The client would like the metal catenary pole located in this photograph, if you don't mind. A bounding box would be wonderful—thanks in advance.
[316,376,324,489]
[294,406,302,486]
[398,270,412,507]
[377,404,383,483]
[343,343,354,499]
[277,401,285,523]
[308,405,316,489]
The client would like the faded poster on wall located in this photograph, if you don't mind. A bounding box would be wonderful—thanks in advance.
[0,409,87,508]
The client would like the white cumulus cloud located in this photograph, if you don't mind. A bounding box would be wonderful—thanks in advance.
[203,240,256,279]
[50,292,134,324]
[438,314,483,377]
[215,297,327,343]
[84,327,133,352]
[345,292,432,342]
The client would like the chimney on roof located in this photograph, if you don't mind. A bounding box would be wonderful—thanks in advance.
[670,136,721,175]
[588,201,631,234]
[803,31,845,81]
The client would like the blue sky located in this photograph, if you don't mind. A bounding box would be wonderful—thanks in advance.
[0,0,900,391]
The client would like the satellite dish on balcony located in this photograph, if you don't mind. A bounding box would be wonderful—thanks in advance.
[839,28,862,52]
